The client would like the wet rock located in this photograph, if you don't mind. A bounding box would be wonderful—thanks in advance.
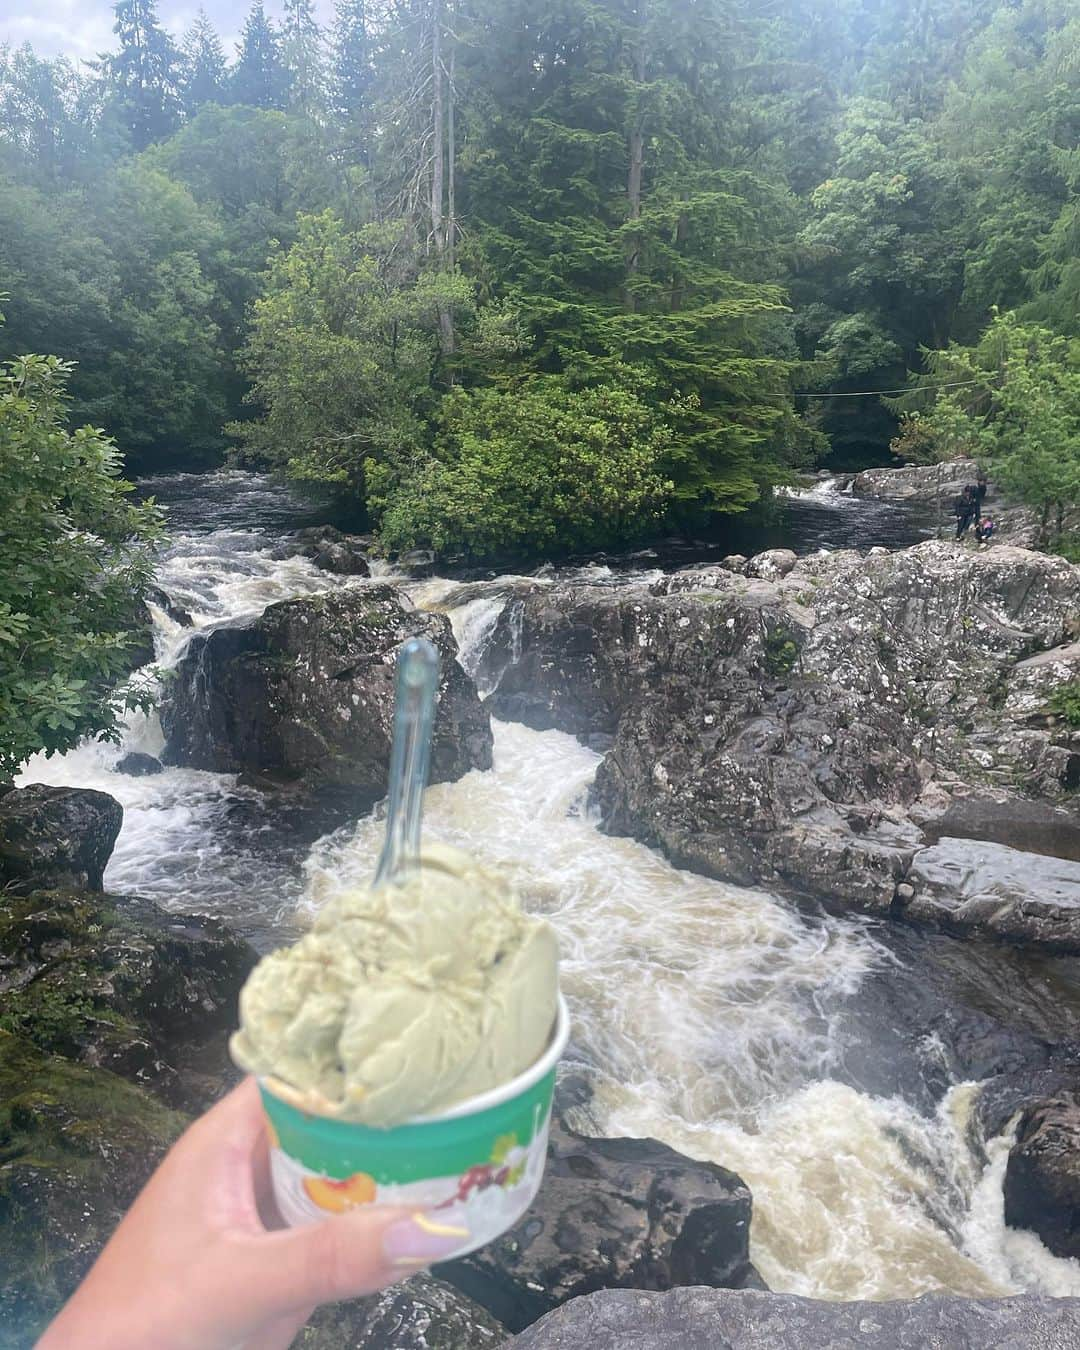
[902,839,1080,953]
[437,1120,754,1334]
[0,1031,185,1342]
[0,889,255,1109]
[300,1273,505,1349]
[160,587,492,815]
[276,525,371,576]
[721,554,749,574]
[510,1286,1080,1350]
[0,785,122,892]
[146,585,193,627]
[486,542,1080,943]
[1004,1094,1080,1259]
[746,549,797,580]
[114,751,164,777]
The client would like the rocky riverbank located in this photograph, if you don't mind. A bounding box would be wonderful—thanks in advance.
[482,540,1080,951]
[7,491,1080,1345]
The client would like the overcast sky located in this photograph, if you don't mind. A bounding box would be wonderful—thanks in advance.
[1,2,336,65]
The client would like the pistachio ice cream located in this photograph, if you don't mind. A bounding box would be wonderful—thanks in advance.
[231,844,559,1127]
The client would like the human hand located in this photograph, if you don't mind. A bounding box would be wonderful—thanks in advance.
[37,1077,469,1350]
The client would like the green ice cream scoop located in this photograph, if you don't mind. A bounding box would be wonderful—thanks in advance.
[230,637,560,1127]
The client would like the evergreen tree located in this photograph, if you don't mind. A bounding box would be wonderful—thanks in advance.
[280,0,326,115]
[231,1,285,111]
[98,0,182,150]
[180,8,227,117]
[330,0,372,159]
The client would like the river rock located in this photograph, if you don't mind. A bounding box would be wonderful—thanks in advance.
[0,1031,185,1343]
[1004,1094,1080,1259]
[276,525,372,576]
[0,785,122,892]
[160,587,493,812]
[901,839,1080,952]
[486,541,1080,944]
[300,1274,506,1349]
[114,751,164,777]
[437,1121,754,1334]
[746,549,797,580]
[509,1286,1080,1349]
[852,458,982,502]
[146,584,193,627]
[0,889,255,1108]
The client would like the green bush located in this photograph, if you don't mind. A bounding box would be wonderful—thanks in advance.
[0,351,163,777]
[1048,681,1080,728]
[372,372,678,560]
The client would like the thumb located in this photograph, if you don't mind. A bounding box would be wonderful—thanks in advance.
[250,1207,471,1311]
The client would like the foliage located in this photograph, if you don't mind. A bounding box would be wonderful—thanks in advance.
[905,311,1080,542]
[0,351,162,777]
[373,373,677,559]
[180,8,228,116]
[96,0,183,151]
[1048,681,1080,729]
[229,212,470,491]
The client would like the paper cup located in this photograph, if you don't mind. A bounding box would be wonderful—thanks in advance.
[259,993,570,1258]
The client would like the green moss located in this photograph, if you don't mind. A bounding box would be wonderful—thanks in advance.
[764,626,800,677]
[0,1032,185,1347]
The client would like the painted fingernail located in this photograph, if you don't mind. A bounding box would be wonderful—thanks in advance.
[382,1212,470,1267]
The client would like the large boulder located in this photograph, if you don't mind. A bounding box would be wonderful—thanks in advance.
[509,1286,1080,1349]
[1004,1094,1080,1259]
[852,458,981,502]
[0,786,122,892]
[485,542,1080,944]
[161,587,493,812]
[0,889,255,1110]
[0,1031,185,1344]
[438,1121,754,1334]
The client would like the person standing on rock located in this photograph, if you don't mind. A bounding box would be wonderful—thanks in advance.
[953,486,976,539]
[974,473,988,521]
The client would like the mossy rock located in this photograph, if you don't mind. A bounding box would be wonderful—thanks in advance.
[0,1031,185,1348]
[0,890,255,1110]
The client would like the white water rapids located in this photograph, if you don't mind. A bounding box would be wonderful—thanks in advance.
[16,472,1080,1302]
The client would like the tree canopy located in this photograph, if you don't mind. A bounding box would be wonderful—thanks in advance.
[0,0,1077,554]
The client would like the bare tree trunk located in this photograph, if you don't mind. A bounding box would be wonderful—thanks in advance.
[430,0,444,259]
[429,0,455,355]
[447,45,456,272]
[669,209,688,312]
[625,5,647,313]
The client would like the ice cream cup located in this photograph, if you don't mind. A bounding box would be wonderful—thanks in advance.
[258,993,570,1258]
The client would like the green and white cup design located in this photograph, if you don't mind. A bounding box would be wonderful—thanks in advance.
[260,993,570,1258]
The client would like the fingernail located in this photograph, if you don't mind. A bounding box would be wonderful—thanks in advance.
[382,1212,470,1268]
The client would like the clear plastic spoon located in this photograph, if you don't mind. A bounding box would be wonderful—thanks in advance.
[374,636,441,888]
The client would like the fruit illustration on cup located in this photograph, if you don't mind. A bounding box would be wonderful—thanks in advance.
[302,1171,377,1213]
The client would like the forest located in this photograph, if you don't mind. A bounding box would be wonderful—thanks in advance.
[1,0,1078,560]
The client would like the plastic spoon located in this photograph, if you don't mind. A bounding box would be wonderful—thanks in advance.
[374,636,441,888]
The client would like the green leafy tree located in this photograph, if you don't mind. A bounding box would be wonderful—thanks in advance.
[0,348,163,777]
[912,311,1080,544]
[180,8,228,117]
[98,0,183,150]
[374,372,678,558]
[229,211,472,493]
[231,1,285,111]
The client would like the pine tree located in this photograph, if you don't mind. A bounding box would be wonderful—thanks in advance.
[180,8,227,117]
[98,0,182,149]
[231,1,285,110]
[280,0,325,115]
[330,0,371,159]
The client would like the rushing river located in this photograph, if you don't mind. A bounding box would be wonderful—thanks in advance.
[17,471,1080,1303]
